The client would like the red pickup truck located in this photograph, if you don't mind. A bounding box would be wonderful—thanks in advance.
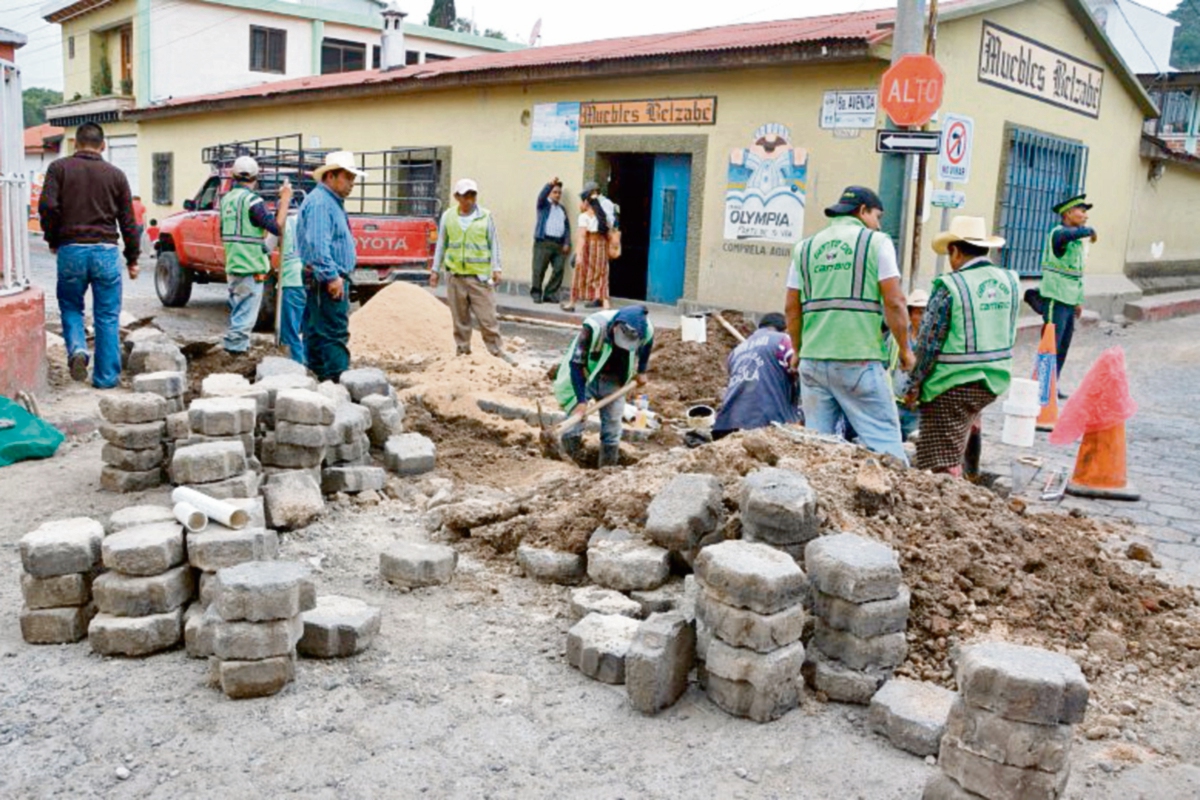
[153,136,441,327]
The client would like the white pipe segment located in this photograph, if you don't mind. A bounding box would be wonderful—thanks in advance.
[173,502,208,533]
[170,487,249,530]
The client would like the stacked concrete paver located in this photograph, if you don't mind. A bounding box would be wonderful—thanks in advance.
[804,532,909,704]
[89,521,191,656]
[18,518,102,644]
[127,337,186,376]
[206,560,315,699]
[261,388,333,528]
[99,393,169,492]
[739,468,821,560]
[925,642,1089,800]
[643,472,723,564]
[132,370,187,415]
[694,540,807,722]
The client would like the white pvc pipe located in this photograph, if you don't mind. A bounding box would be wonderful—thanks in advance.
[173,502,208,533]
[171,487,249,530]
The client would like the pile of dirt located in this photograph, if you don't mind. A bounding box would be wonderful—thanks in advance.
[349,282,471,360]
[186,342,284,397]
[647,312,754,419]
[466,427,1200,689]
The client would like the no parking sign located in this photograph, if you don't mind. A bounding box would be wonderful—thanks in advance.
[937,114,973,184]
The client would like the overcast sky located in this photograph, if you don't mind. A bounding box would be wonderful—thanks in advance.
[7,0,1184,92]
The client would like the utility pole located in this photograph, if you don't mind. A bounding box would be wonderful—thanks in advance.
[907,0,939,292]
[877,0,926,270]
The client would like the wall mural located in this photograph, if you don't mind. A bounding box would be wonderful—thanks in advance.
[724,123,808,243]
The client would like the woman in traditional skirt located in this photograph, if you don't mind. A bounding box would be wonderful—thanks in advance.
[561,190,610,311]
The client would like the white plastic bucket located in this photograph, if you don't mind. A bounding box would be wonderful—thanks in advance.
[680,314,707,344]
[1001,399,1041,447]
[1007,378,1039,407]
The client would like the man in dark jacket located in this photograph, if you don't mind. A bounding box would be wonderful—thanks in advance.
[530,177,571,303]
[38,122,139,388]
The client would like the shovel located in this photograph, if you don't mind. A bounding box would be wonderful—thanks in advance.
[538,381,638,460]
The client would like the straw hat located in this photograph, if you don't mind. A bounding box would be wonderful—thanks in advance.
[931,216,1005,255]
[312,151,368,180]
[907,288,930,308]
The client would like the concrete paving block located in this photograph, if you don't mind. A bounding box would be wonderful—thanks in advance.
[188,525,278,572]
[922,773,987,800]
[868,678,956,757]
[567,612,641,685]
[88,608,183,657]
[569,586,644,621]
[21,572,92,609]
[740,467,820,547]
[297,595,382,658]
[201,373,251,397]
[643,473,723,552]
[942,696,1073,772]
[697,590,806,653]
[124,326,169,351]
[107,505,175,534]
[813,586,911,639]
[802,650,890,705]
[317,380,352,406]
[516,544,586,585]
[626,611,695,714]
[99,392,169,424]
[164,411,190,441]
[20,517,104,577]
[183,471,259,500]
[256,373,319,408]
[165,396,186,415]
[92,565,194,617]
[384,433,436,476]
[188,397,257,436]
[101,443,165,472]
[332,403,371,444]
[693,540,807,616]
[587,535,670,592]
[133,371,185,398]
[211,615,304,660]
[380,541,457,588]
[101,521,185,576]
[629,581,685,617]
[256,356,309,382]
[262,471,325,530]
[20,604,95,644]
[184,603,215,658]
[696,616,711,663]
[214,560,312,622]
[321,465,387,494]
[326,436,370,465]
[955,641,1090,726]
[198,572,219,608]
[704,638,805,723]
[939,737,1070,800]
[128,340,186,375]
[170,440,246,484]
[813,622,908,670]
[211,654,295,699]
[361,393,405,446]
[99,420,166,450]
[680,574,699,623]
[100,466,164,493]
[339,367,390,402]
[805,532,903,604]
[177,432,255,458]
[276,420,338,449]
[260,433,325,469]
[275,389,336,426]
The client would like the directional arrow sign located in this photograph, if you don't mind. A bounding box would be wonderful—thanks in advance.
[875,130,942,155]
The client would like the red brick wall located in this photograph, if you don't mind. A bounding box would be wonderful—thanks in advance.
[0,288,47,398]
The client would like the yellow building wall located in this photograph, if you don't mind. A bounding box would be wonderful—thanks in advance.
[60,0,137,101]
[1126,160,1200,265]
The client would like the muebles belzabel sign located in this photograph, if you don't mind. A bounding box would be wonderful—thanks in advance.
[978,22,1103,118]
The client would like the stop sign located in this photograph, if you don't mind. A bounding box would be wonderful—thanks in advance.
[880,54,945,127]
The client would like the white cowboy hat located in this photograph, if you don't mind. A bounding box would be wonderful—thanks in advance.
[931,216,1005,255]
[312,150,368,180]
[907,288,931,308]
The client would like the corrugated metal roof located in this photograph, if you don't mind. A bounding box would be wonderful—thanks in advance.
[24,123,65,153]
[137,9,895,115]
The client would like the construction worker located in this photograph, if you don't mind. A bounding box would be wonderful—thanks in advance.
[712,313,800,439]
[886,288,929,441]
[553,305,654,468]
[906,216,1018,475]
[1030,194,1095,397]
[220,155,291,354]
[785,185,913,463]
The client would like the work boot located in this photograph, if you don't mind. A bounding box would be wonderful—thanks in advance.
[561,435,585,465]
[597,443,621,469]
[68,352,89,382]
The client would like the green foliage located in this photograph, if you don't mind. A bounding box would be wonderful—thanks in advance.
[92,43,113,96]
[482,28,507,41]
[22,87,63,127]
[1170,1,1200,70]
[426,0,456,29]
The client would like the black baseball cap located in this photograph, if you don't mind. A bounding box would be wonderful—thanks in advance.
[825,185,884,218]
[1052,194,1092,215]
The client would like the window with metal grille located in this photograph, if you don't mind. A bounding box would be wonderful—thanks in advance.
[152,153,172,206]
[250,26,286,73]
[996,127,1088,278]
[321,38,366,74]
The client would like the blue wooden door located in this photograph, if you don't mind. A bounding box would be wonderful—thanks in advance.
[647,154,691,304]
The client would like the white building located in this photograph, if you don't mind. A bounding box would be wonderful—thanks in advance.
[1085,0,1178,75]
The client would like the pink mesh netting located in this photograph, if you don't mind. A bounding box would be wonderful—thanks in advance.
[1049,347,1138,445]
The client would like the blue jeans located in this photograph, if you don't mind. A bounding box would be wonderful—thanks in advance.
[56,244,123,388]
[279,286,306,365]
[223,275,264,353]
[563,373,626,447]
[800,359,908,464]
[898,405,921,441]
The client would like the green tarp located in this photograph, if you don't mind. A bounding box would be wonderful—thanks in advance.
[0,396,64,467]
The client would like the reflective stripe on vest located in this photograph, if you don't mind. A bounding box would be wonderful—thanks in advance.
[1039,225,1085,306]
[795,219,887,361]
[799,227,880,314]
[552,310,654,411]
[220,186,269,275]
[442,208,492,276]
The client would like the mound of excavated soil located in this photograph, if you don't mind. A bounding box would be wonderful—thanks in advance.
[350,282,474,360]
[647,312,754,419]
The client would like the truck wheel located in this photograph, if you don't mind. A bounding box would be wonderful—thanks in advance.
[155,250,192,307]
[254,274,278,333]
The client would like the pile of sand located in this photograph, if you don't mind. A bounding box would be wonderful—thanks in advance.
[349,282,467,360]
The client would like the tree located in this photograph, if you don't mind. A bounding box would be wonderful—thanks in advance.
[482,29,507,41]
[1170,1,1200,70]
[427,0,456,29]
[23,87,63,127]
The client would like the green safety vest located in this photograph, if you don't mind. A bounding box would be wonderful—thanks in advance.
[921,261,1020,403]
[552,309,655,412]
[793,217,888,361]
[220,185,269,276]
[441,207,493,277]
[1038,225,1085,307]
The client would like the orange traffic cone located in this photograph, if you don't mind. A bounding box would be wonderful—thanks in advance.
[1032,323,1058,432]
[1066,422,1140,500]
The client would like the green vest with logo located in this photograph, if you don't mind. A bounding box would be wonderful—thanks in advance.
[220,185,269,276]
[441,207,493,277]
[921,261,1020,403]
[552,310,655,412]
[792,217,887,361]
[1038,225,1085,306]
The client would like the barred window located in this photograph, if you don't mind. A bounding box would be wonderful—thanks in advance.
[152,153,173,206]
